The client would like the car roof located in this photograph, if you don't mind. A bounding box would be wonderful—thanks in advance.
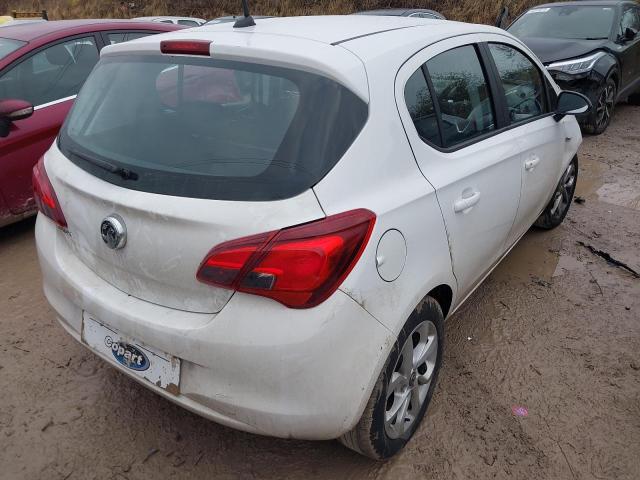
[104,15,502,102]
[195,15,464,44]
[134,16,205,22]
[0,19,179,42]
[534,0,631,8]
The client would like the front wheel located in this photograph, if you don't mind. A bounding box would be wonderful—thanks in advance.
[339,297,444,459]
[534,156,578,230]
[581,76,616,135]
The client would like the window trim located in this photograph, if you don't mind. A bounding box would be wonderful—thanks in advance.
[0,32,102,108]
[419,63,445,147]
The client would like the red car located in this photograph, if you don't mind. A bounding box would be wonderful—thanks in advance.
[0,20,184,227]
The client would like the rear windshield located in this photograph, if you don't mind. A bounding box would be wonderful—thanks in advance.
[59,55,368,201]
[0,37,26,60]
[508,6,616,40]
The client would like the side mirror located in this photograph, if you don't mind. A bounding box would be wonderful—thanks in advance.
[554,90,591,122]
[624,27,637,41]
[0,99,34,138]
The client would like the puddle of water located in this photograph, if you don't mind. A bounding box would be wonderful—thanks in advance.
[575,156,604,198]
[597,182,640,211]
[492,232,559,284]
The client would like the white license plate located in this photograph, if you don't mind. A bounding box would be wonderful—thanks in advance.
[82,314,180,395]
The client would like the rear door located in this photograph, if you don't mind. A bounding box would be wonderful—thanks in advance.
[0,35,100,214]
[484,41,565,245]
[396,35,522,299]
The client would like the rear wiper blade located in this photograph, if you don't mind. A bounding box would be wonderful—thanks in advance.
[70,149,139,181]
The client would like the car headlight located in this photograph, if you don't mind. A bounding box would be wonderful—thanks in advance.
[546,51,606,75]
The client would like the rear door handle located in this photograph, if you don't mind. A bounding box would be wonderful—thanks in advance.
[453,190,481,213]
[524,156,541,171]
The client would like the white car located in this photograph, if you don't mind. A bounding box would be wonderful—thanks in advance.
[133,16,206,27]
[34,15,588,459]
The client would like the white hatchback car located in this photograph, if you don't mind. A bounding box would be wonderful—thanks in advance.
[34,15,589,459]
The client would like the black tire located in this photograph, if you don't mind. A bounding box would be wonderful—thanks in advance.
[628,91,640,106]
[534,156,578,230]
[339,296,444,459]
[581,76,616,135]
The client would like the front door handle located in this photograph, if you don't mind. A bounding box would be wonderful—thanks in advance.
[524,156,541,171]
[453,190,481,213]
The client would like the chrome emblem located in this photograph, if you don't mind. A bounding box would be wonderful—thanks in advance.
[100,215,126,250]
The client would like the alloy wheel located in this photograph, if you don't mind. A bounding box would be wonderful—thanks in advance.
[384,320,438,439]
[596,83,615,130]
[550,162,576,218]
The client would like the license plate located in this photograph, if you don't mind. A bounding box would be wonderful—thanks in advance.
[82,314,180,395]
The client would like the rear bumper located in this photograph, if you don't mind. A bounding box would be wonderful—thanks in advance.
[36,215,394,440]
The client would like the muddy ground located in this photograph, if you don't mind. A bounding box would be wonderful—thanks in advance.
[1,105,639,480]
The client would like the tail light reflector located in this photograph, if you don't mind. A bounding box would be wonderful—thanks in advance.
[197,209,376,309]
[160,40,212,56]
[32,157,67,229]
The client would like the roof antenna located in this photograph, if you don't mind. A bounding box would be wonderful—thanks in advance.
[234,0,256,28]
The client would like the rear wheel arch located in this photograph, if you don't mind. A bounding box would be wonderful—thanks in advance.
[426,284,453,319]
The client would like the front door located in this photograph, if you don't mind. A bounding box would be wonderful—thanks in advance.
[618,4,640,94]
[396,36,522,298]
[0,35,99,214]
[484,42,566,245]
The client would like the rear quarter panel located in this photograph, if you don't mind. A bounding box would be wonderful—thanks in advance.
[313,44,457,337]
[0,100,73,215]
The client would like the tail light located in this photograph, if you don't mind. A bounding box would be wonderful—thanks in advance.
[197,209,376,309]
[32,157,67,229]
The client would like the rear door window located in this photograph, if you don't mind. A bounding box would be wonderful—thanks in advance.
[488,43,548,124]
[59,56,368,201]
[0,37,26,61]
[425,45,495,148]
[404,68,440,146]
[0,36,99,106]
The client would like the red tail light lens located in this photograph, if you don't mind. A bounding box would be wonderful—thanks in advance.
[197,209,376,308]
[32,157,67,229]
[160,40,212,56]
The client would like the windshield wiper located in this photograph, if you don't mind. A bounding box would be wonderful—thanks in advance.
[69,148,139,181]
[583,37,608,40]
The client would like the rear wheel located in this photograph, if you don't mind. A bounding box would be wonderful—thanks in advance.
[534,156,578,230]
[582,76,616,135]
[339,297,444,459]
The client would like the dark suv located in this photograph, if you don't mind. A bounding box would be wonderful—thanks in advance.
[508,0,640,134]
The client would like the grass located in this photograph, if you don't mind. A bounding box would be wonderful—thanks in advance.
[2,0,556,25]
